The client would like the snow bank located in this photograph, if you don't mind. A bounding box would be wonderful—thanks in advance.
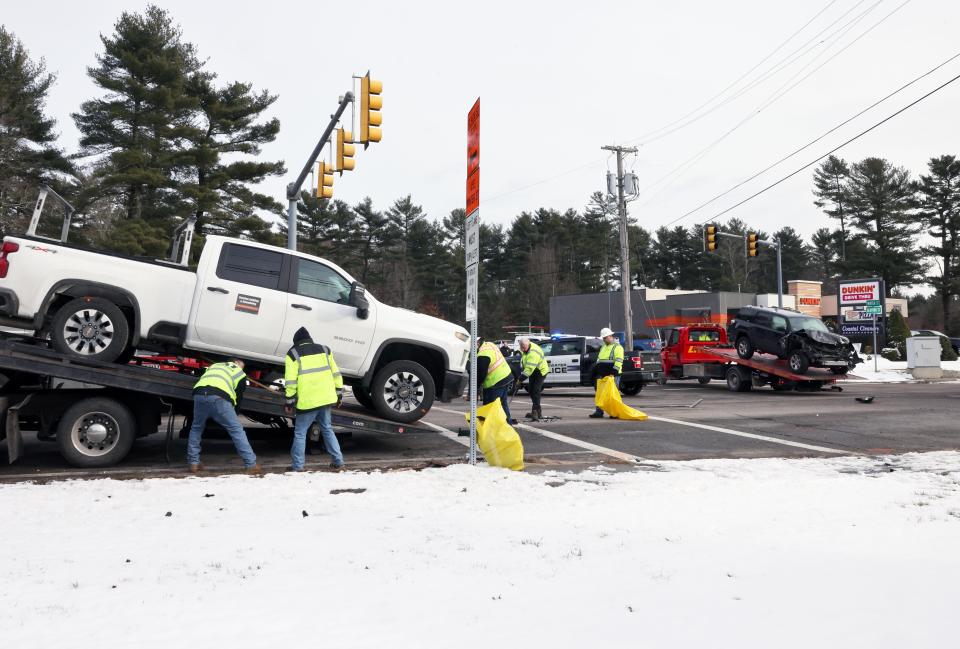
[847,357,960,382]
[2,454,959,648]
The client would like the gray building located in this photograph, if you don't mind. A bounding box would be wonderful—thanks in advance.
[549,289,785,339]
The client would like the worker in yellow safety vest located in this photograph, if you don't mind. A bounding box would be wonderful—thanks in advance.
[590,327,624,418]
[475,337,516,423]
[187,358,260,474]
[517,337,549,421]
[284,327,345,472]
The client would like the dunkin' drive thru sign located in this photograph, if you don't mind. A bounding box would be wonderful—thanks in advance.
[839,280,881,305]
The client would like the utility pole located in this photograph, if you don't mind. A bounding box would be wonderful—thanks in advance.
[601,144,638,350]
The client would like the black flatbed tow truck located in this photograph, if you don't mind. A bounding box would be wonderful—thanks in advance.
[0,336,431,468]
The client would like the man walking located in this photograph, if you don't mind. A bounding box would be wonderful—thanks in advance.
[284,327,345,472]
[476,336,515,423]
[590,327,624,418]
[517,337,548,421]
[188,358,260,474]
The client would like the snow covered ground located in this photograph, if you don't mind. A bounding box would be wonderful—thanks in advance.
[847,356,960,382]
[3,454,960,648]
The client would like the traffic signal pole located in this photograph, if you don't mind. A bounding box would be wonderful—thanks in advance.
[601,144,638,351]
[286,92,354,251]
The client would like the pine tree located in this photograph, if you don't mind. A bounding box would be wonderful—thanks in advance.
[812,155,851,261]
[352,197,387,289]
[382,195,427,308]
[915,155,960,331]
[179,73,285,237]
[0,26,73,234]
[809,227,842,283]
[73,5,201,239]
[845,157,925,290]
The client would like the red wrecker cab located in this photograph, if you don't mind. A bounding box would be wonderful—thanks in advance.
[661,324,728,383]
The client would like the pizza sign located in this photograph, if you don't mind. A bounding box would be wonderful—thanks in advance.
[839,280,881,305]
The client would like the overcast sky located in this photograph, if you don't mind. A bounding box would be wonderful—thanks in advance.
[6,0,960,242]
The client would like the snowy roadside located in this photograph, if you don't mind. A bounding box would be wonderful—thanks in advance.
[2,454,959,648]
[845,357,960,383]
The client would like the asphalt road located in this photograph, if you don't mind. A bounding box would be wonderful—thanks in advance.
[2,378,959,481]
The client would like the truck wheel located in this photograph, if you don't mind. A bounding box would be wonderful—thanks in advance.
[735,336,754,360]
[56,397,136,468]
[788,351,809,374]
[620,382,642,396]
[726,366,752,392]
[50,297,130,363]
[697,377,711,385]
[370,360,436,423]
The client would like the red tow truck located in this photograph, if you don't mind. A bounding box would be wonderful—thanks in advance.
[660,324,838,392]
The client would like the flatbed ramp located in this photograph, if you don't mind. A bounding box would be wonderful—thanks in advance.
[0,337,432,468]
[693,346,838,392]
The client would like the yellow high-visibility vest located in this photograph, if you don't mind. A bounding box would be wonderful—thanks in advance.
[193,362,246,405]
[478,342,512,389]
[285,342,344,410]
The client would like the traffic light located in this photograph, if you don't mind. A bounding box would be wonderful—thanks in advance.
[317,161,334,199]
[336,128,355,173]
[360,72,382,147]
[746,232,759,257]
[704,223,718,252]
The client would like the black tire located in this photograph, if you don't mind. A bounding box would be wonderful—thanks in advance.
[370,360,436,423]
[352,386,374,409]
[620,382,642,396]
[697,377,711,385]
[830,366,849,375]
[788,350,809,374]
[50,297,130,363]
[56,397,136,468]
[726,366,752,392]
[735,335,754,360]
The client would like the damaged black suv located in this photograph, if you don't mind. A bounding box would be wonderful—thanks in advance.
[728,306,860,374]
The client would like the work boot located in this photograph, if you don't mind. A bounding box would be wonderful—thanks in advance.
[524,410,535,419]
[244,463,263,475]
[534,407,543,421]
[188,462,205,474]
[589,408,604,418]
[329,462,345,473]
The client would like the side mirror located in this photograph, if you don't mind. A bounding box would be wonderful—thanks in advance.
[349,282,369,320]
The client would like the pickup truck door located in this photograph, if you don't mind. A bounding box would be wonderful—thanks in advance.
[274,256,376,374]
[545,339,583,386]
[190,242,290,358]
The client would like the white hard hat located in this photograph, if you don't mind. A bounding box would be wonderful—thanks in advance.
[600,327,614,338]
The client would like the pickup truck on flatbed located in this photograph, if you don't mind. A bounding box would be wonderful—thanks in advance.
[0,187,469,423]
[507,335,663,395]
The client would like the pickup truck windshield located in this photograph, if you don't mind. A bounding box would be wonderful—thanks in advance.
[788,316,829,333]
[688,329,720,342]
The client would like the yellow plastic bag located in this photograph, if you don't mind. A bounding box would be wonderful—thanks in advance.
[595,375,648,421]
[464,399,525,470]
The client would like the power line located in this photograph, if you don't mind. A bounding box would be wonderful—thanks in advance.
[637,0,897,204]
[665,69,960,228]
[626,0,869,148]
[657,46,958,227]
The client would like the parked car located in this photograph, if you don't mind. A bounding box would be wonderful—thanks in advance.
[728,306,859,375]
[506,335,663,395]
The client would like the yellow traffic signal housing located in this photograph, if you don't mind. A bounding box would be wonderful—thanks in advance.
[705,223,718,252]
[336,128,355,173]
[360,72,382,146]
[747,232,759,257]
[317,161,334,199]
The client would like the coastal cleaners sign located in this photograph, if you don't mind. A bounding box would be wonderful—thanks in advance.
[839,279,881,305]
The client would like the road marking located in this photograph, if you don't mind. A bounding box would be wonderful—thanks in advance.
[516,422,648,463]
[431,406,647,462]
[421,420,469,447]
[529,402,848,455]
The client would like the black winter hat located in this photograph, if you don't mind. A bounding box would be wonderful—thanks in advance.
[293,327,312,344]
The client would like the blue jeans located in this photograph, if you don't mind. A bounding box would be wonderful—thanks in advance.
[187,394,257,467]
[482,382,512,421]
[292,407,343,470]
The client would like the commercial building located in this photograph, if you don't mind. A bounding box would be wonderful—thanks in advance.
[549,279,907,339]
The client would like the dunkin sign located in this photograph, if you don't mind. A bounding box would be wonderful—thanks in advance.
[839,279,881,305]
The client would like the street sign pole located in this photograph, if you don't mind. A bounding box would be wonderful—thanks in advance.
[466,99,480,466]
[873,314,878,373]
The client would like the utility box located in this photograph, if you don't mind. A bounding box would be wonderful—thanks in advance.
[906,336,942,379]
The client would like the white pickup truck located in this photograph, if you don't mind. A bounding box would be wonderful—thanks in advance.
[0,198,469,423]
